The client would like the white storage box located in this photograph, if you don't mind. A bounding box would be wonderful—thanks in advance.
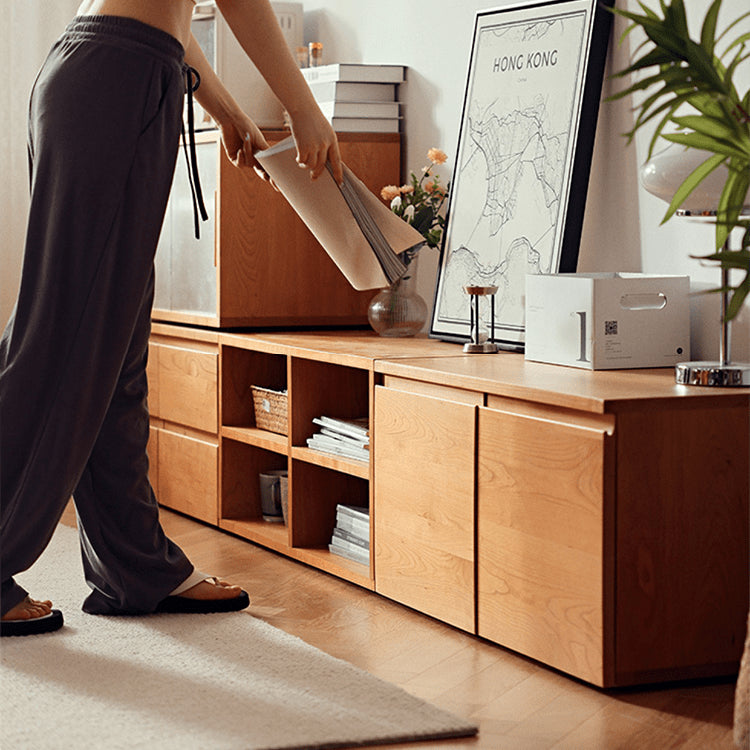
[525,273,690,370]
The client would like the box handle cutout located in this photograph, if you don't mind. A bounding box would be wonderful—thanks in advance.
[620,293,667,310]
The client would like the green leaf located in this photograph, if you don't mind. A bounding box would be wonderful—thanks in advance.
[726,273,750,320]
[700,249,750,268]
[661,152,726,222]
[671,113,743,144]
[717,10,750,47]
[700,0,722,57]
[663,130,749,159]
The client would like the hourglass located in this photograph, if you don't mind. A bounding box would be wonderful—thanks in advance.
[463,285,499,353]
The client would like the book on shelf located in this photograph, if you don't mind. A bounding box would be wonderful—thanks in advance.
[337,503,369,521]
[328,540,369,566]
[307,81,397,103]
[306,434,369,462]
[318,426,368,447]
[317,100,400,119]
[327,117,400,134]
[308,416,370,461]
[312,416,369,440]
[335,505,370,540]
[329,504,370,565]
[302,63,405,84]
[332,527,369,550]
[255,137,423,290]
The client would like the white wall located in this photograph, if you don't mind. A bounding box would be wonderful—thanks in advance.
[1,0,79,327]
[300,0,749,360]
[2,0,748,360]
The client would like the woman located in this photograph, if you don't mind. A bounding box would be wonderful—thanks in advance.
[0,0,342,635]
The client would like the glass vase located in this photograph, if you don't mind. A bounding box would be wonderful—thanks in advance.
[367,258,428,337]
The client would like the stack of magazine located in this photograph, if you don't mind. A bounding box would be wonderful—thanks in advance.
[307,416,369,463]
[329,504,370,566]
[254,138,424,291]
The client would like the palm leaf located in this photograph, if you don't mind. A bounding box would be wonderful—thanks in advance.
[662,130,749,159]
[700,0,722,56]
[661,152,726,222]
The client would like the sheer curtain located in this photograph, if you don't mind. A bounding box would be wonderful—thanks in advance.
[0,1,79,328]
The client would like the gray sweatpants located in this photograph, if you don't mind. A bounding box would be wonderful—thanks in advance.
[0,16,197,615]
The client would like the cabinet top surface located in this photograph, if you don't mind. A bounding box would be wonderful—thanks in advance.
[375,353,750,413]
[155,324,750,412]
[218,330,458,368]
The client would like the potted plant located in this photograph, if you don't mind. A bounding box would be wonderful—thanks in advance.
[609,0,750,320]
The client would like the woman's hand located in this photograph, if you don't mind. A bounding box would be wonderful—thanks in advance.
[287,108,343,185]
[220,115,272,182]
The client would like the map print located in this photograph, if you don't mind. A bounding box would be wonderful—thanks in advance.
[433,8,589,343]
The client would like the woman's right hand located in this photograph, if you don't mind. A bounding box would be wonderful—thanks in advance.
[286,107,343,185]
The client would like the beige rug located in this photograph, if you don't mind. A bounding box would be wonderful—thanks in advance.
[1,524,477,749]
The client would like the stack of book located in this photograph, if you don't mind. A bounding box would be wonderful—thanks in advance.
[307,416,369,462]
[301,63,404,133]
[329,504,370,566]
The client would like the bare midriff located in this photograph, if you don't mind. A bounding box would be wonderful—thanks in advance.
[75,0,195,47]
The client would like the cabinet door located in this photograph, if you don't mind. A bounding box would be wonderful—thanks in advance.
[374,385,478,632]
[477,399,615,686]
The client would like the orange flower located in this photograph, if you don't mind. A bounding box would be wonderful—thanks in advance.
[400,185,415,195]
[427,148,447,165]
[380,185,401,201]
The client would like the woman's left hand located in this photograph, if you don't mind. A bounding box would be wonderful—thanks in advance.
[220,115,272,183]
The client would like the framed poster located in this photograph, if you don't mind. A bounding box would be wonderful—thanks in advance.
[430,0,613,348]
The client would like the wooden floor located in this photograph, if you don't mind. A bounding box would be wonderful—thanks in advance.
[61,506,741,749]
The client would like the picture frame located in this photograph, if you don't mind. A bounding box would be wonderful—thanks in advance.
[430,0,614,348]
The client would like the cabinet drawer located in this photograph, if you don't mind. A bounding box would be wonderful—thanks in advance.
[156,427,218,525]
[151,342,218,433]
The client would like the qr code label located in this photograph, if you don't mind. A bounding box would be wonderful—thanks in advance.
[604,320,618,336]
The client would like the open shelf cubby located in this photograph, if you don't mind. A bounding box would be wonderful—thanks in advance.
[218,337,374,588]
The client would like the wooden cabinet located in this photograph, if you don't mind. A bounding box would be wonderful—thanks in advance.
[153,130,400,329]
[147,324,219,525]
[216,331,455,589]
[147,325,749,688]
[374,356,749,687]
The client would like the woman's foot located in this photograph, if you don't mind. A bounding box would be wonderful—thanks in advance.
[177,578,244,601]
[155,577,250,614]
[1,596,64,637]
[2,596,53,621]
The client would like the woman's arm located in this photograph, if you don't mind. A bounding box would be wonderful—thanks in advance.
[184,0,342,184]
[184,34,272,181]
[213,0,342,183]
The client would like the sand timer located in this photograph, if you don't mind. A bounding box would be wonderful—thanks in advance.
[463,285,499,353]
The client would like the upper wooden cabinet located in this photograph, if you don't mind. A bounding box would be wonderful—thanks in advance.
[154,129,401,328]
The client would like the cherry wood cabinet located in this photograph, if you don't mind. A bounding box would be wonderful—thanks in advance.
[374,356,749,687]
[216,331,455,589]
[147,325,749,687]
[153,129,400,329]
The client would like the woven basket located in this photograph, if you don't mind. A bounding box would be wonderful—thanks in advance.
[251,386,288,435]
